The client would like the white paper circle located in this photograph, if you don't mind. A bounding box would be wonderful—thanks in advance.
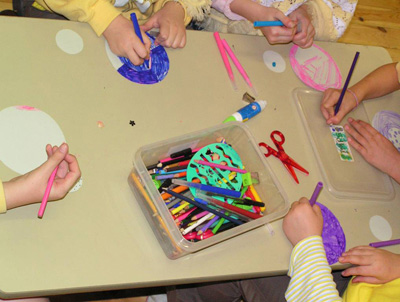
[369,215,392,241]
[69,177,83,193]
[263,50,286,73]
[105,40,123,70]
[56,29,84,55]
[0,106,65,174]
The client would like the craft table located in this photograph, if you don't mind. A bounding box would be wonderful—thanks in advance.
[0,16,399,299]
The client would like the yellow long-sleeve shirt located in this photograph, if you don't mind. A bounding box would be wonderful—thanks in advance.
[35,0,211,36]
[286,236,400,302]
[0,180,7,213]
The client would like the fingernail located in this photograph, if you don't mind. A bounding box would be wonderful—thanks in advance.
[59,143,67,154]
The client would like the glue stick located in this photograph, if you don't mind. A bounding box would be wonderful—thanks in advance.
[223,100,267,123]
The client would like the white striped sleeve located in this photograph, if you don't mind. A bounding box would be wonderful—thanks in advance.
[285,236,342,302]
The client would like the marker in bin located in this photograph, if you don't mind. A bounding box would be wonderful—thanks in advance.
[223,100,267,123]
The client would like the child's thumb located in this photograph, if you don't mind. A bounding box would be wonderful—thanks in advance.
[141,20,154,32]
[45,143,68,171]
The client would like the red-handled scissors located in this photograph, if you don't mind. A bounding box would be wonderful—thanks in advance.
[259,130,309,184]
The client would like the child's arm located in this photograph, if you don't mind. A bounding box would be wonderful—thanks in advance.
[229,0,297,45]
[141,1,187,48]
[340,246,400,284]
[35,0,151,65]
[283,198,342,301]
[321,63,400,125]
[344,118,400,184]
[1,143,81,211]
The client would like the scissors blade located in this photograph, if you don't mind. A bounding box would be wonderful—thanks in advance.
[282,162,299,184]
[284,156,309,175]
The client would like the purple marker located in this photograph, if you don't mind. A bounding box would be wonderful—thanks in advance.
[369,239,400,248]
[309,182,323,206]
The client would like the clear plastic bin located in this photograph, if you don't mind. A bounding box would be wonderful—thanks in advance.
[128,122,289,259]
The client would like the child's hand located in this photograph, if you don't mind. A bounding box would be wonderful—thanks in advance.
[103,15,151,65]
[283,197,323,246]
[141,2,186,48]
[251,6,297,45]
[339,246,400,284]
[344,118,400,181]
[3,143,81,210]
[289,6,315,49]
[321,88,359,125]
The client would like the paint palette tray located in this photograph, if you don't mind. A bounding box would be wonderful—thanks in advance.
[128,122,289,259]
[293,88,394,201]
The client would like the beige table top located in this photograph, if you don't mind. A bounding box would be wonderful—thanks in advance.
[0,16,399,299]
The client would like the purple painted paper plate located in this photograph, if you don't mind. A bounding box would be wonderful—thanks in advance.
[317,202,346,265]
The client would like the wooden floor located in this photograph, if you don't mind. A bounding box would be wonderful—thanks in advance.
[0,0,399,301]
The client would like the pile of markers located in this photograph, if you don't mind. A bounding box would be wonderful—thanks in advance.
[146,141,266,242]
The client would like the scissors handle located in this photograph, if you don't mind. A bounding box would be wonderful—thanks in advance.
[258,142,277,157]
[271,130,285,150]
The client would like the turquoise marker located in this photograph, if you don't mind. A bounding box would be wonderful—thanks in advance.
[254,21,284,27]
[223,100,267,123]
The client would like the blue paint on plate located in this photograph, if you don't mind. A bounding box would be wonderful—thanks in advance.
[118,34,169,84]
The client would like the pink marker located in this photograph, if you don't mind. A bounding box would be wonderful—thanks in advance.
[38,166,59,218]
[213,32,237,91]
[221,39,257,96]
[194,159,247,174]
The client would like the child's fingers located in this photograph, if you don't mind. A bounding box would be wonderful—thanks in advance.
[311,203,322,218]
[42,143,68,175]
[347,136,365,156]
[171,29,185,48]
[357,120,379,136]
[141,18,158,32]
[126,48,144,66]
[345,122,369,146]
[352,276,379,284]
[143,37,151,59]
[53,153,81,197]
[276,13,296,29]
[347,119,373,142]
[46,144,54,157]
[179,34,186,48]
[341,264,369,278]
[155,26,167,44]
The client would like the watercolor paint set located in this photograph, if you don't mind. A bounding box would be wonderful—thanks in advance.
[128,122,289,259]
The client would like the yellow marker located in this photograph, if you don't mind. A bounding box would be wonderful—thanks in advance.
[249,184,266,212]
[170,202,189,215]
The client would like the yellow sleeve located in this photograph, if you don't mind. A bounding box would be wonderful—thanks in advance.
[34,0,121,36]
[343,277,400,302]
[0,180,7,214]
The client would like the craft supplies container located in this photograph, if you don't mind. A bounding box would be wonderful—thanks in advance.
[128,122,289,259]
[294,88,394,201]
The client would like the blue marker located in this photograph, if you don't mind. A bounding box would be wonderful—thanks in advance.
[130,12,149,69]
[254,20,284,27]
[223,100,267,123]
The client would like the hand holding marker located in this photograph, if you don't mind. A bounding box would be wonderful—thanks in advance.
[223,100,267,123]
